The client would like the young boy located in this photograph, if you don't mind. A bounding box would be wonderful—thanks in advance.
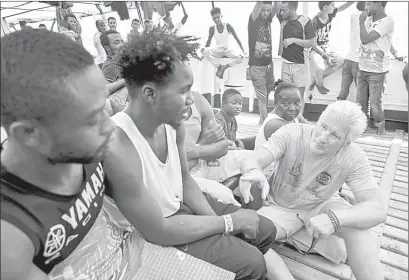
[215,88,245,149]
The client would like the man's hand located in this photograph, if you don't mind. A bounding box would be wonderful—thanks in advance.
[236,139,245,149]
[283,38,295,48]
[359,10,368,24]
[197,120,225,145]
[228,140,239,150]
[306,213,336,239]
[231,208,260,239]
[325,56,335,67]
[109,98,127,114]
[239,168,270,204]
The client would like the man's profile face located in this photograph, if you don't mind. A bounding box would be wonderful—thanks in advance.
[260,4,272,20]
[108,18,117,30]
[151,62,194,127]
[212,13,222,25]
[45,65,115,164]
[280,3,292,20]
[107,33,124,56]
[324,2,335,14]
[365,2,378,16]
[310,120,347,156]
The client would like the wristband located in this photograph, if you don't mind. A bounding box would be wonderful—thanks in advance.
[324,210,340,232]
[222,214,234,233]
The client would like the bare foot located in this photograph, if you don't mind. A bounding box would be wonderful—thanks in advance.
[309,80,316,91]
[216,65,229,79]
[316,85,330,95]
[377,125,386,135]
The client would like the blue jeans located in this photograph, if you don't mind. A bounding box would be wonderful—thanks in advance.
[356,70,388,127]
[338,59,359,100]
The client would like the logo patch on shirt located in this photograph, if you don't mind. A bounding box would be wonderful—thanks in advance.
[316,172,332,185]
[44,224,66,259]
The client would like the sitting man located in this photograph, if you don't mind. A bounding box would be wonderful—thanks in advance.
[202,7,246,79]
[102,29,286,280]
[1,29,233,280]
[100,30,128,115]
[240,100,386,280]
[186,90,253,187]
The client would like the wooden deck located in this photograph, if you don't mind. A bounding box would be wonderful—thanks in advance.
[236,112,408,280]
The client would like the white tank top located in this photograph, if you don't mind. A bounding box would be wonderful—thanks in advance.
[255,113,299,149]
[184,104,202,147]
[214,23,229,47]
[111,112,183,217]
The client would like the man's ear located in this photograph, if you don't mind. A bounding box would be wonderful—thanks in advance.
[141,84,157,103]
[103,45,110,55]
[8,121,50,149]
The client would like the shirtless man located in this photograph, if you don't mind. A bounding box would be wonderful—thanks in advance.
[102,29,282,280]
[1,29,237,280]
[202,7,246,79]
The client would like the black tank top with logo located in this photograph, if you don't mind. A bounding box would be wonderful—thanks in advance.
[0,161,106,273]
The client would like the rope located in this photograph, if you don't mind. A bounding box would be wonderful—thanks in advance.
[3,5,52,19]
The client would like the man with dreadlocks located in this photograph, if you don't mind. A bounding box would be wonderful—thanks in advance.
[103,29,280,280]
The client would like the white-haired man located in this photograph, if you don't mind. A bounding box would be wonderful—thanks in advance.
[239,100,386,280]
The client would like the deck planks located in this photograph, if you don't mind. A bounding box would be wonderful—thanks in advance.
[235,113,408,280]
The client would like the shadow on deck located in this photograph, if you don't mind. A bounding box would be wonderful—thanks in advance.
[236,112,408,280]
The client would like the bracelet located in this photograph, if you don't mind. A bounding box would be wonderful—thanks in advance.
[324,210,340,232]
[222,214,234,233]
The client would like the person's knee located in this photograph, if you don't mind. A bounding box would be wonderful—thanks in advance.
[258,97,267,105]
[334,56,344,68]
[257,215,277,252]
[241,248,267,280]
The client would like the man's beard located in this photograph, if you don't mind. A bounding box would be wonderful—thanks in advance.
[47,153,94,165]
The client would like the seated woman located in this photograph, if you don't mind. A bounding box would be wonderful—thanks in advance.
[255,81,309,149]
[185,91,252,186]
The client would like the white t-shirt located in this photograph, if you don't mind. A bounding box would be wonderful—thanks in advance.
[93,31,107,65]
[346,11,361,62]
[359,15,394,73]
[261,123,378,210]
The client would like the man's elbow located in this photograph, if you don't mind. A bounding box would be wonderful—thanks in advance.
[360,36,372,45]
[219,139,229,157]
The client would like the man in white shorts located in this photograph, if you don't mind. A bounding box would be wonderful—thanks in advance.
[240,100,386,280]
[202,7,246,79]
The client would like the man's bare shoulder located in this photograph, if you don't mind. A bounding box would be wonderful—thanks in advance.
[104,126,142,169]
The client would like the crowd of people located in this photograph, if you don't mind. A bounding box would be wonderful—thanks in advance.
[1,1,407,280]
